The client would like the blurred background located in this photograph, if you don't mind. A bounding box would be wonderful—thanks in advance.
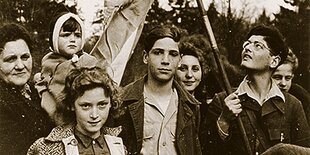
[0,0,308,91]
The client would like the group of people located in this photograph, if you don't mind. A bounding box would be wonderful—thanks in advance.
[0,9,309,155]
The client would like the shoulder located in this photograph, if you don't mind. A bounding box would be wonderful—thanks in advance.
[121,77,145,101]
[27,137,64,155]
[174,80,201,105]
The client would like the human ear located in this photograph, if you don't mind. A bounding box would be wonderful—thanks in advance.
[270,55,281,69]
[143,50,148,64]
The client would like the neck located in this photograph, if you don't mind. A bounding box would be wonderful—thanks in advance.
[145,76,174,96]
[247,71,273,100]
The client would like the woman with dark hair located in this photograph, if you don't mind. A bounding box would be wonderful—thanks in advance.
[0,23,54,155]
[28,66,125,155]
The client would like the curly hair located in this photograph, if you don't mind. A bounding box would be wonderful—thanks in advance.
[56,66,122,124]
[283,48,299,72]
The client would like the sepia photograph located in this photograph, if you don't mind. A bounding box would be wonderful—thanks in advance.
[0,0,309,154]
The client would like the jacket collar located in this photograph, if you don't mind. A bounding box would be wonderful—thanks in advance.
[45,123,122,142]
[122,75,200,105]
[236,76,285,104]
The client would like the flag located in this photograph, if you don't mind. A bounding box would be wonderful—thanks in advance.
[91,0,154,85]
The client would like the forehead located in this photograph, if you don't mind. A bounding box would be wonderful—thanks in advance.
[76,87,109,102]
[248,35,267,45]
[151,37,179,52]
[275,64,293,74]
[180,55,200,65]
[2,39,30,56]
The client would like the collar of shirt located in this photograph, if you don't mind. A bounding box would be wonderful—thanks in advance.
[74,128,105,148]
[235,76,285,105]
[143,85,178,115]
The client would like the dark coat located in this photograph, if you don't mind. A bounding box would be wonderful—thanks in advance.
[289,83,310,125]
[0,80,54,155]
[116,76,202,155]
[207,91,310,155]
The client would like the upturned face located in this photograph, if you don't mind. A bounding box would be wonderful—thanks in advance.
[143,37,180,83]
[241,35,279,71]
[176,55,202,93]
[272,63,294,92]
[74,87,111,139]
[0,39,32,86]
[58,27,82,57]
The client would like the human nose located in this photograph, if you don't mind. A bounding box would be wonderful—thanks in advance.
[279,78,287,87]
[69,34,76,42]
[161,53,170,65]
[185,69,193,79]
[15,58,25,70]
[90,108,99,119]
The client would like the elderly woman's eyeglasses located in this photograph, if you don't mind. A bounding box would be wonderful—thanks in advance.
[242,40,272,53]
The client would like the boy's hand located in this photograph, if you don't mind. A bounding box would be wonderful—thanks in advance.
[220,93,242,123]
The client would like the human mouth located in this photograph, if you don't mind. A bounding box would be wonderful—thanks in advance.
[158,68,171,73]
[242,54,252,60]
[88,121,100,126]
[183,81,195,86]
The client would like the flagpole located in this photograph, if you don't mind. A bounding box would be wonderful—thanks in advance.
[195,0,253,154]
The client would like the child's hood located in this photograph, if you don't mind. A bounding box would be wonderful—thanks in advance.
[49,12,85,53]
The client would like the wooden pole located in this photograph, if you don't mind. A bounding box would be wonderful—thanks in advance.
[195,0,253,154]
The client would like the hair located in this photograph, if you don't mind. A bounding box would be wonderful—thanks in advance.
[0,23,33,52]
[56,66,122,124]
[261,143,310,155]
[48,12,83,51]
[144,25,182,53]
[178,41,208,102]
[246,25,288,66]
[282,48,299,73]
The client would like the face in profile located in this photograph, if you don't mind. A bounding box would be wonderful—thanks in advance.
[176,55,202,93]
[143,37,180,83]
[74,87,111,139]
[58,26,82,57]
[0,39,32,86]
[272,63,294,92]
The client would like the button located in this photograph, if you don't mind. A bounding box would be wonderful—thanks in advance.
[162,142,166,146]
[70,139,78,146]
[92,140,96,145]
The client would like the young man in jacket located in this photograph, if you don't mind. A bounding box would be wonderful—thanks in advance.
[208,25,310,155]
[116,25,202,155]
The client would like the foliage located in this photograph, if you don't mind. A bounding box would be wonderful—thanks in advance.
[0,0,308,91]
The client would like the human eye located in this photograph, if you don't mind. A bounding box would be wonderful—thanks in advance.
[285,76,293,81]
[79,103,91,110]
[21,54,30,61]
[242,41,250,48]
[170,50,179,57]
[254,42,264,50]
[75,32,82,38]
[59,32,71,37]
[152,49,163,55]
[98,101,108,109]
[272,75,282,80]
[178,64,187,71]
[192,65,201,72]
[4,55,17,63]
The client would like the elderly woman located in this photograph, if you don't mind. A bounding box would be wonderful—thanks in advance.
[27,66,125,155]
[0,23,54,154]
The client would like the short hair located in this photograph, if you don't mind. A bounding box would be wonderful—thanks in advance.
[56,66,122,124]
[0,23,33,52]
[283,48,299,72]
[246,25,288,66]
[144,25,181,53]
